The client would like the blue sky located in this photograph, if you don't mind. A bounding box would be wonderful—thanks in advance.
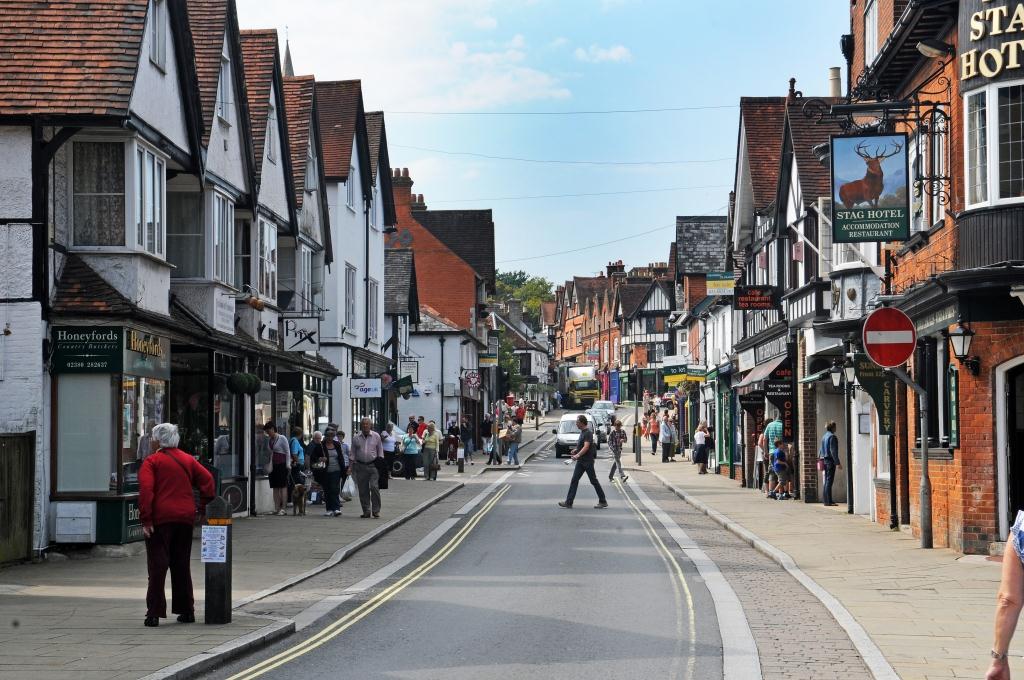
[239,0,850,282]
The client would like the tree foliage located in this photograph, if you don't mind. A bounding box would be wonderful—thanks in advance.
[494,269,555,327]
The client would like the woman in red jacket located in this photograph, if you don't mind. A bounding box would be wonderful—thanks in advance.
[138,423,215,628]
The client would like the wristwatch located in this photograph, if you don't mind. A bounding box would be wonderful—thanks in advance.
[992,650,1009,661]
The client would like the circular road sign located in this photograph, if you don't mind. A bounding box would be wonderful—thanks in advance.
[862,307,917,368]
[463,370,481,388]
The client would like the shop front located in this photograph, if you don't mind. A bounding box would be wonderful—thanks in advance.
[51,326,171,545]
[351,349,390,431]
[277,370,332,442]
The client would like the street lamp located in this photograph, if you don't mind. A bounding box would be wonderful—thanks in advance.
[830,361,843,388]
[843,359,856,384]
[948,323,980,375]
[916,39,955,59]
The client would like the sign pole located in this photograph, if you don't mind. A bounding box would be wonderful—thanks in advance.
[889,366,932,548]
[203,496,232,624]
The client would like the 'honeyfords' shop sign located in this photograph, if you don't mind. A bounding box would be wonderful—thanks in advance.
[52,326,123,372]
[830,133,910,243]
[960,2,1024,88]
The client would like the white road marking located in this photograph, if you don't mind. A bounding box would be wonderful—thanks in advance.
[628,479,763,680]
[453,470,515,516]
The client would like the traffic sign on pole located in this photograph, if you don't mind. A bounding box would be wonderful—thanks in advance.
[862,307,916,368]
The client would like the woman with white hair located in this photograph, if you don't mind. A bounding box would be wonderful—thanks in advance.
[138,423,215,628]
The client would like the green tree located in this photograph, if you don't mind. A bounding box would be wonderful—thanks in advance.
[499,334,524,394]
[494,269,554,327]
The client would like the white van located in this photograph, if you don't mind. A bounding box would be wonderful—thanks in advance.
[552,413,600,458]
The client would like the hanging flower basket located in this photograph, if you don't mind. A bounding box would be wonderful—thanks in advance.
[227,372,262,395]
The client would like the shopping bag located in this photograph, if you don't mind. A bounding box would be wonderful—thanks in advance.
[342,476,355,501]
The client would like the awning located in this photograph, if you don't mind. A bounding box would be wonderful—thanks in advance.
[732,354,788,390]
[799,368,830,384]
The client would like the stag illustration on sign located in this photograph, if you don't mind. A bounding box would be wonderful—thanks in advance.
[838,141,903,208]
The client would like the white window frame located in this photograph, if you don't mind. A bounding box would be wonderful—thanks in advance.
[135,144,165,256]
[346,166,355,209]
[864,0,879,66]
[257,218,277,300]
[962,81,1024,211]
[369,188,376,230]
[266,99,277,163]
[69,138,129,250]
[368,278,379,340]
[344,264,357,330]
[299,246,313,313]
[213,191,234,284]
[216,46,231,123]
[149,0,167,70]
[305,141,316,193]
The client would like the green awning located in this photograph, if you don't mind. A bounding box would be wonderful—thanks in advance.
[799,368,830,384]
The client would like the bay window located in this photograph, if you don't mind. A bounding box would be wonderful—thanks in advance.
[214,193,234,283]
[257,218,277,299]
[135,145,164,255]
[73,141,126,246]
[963,82,1024,208]
[167,191,203,277]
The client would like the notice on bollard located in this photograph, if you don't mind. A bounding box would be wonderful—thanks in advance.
[201,525,227,563]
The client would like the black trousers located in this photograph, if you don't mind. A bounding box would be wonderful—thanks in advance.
[662,442,674,462]
[565,459,606,505]
[823,462,837,505]
[145,522,194,618]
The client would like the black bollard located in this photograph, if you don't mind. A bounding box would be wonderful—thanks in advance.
[203,496,232,624]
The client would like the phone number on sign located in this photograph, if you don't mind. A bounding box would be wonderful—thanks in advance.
[64,361,109,369]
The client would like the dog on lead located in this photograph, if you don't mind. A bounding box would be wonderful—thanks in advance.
[289,455,308,516]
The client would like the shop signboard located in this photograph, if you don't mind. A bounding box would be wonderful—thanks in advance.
[479,336,499,368]
[853,354,896,436]
[399,360,419,383]
[213,291,235,335]
[282,317,320,352]
[735,286,779,311]
[830,133,910,243]
[765,358,795,443]
[52,326,123,373]
[95,497,143,544]
[960,1,1024,90]
[124,329,170,379]
[350,378,382,399]
[737,348,756,372]
[706,272,735,296]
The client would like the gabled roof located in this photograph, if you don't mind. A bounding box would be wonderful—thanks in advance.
[315,80,372,201]
[365,111,397,227]
[239,30,278,186]
[784,97,843,206]
[737,97,787,211]
[494,313,545,352]
[616,283,650,319]
[0,0,149,118]
[417,304,461,332]
[282,75,314,210]
[572,276,610,306]
[186,0,227,146]
[541,301,556,326]
[413,209,496,291]
[385,248,420,322]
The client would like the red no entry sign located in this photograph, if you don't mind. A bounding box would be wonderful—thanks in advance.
[862,307,916,368]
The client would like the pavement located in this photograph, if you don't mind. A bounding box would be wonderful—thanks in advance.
[0,428,549,680]
[623,446,1007,680]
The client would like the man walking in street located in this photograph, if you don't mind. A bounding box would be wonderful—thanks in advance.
[819,421,842,506]
[608,419,629,483]
[659,411,677,463]
[559,414,608,509]
[460,415,475,465]
[351,417,384,518]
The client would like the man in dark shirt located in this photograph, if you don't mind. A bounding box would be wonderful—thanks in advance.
[559,415,608,509]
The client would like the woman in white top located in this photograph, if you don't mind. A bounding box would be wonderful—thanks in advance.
[692,421,709,475]
[754,437,766,491]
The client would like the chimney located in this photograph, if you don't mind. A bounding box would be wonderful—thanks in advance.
[392,167,414,216]
[506,299,523,328]
[788,77,799,102]
[828,67,842,97]
[606,260,626,278]
[411,193,426,211]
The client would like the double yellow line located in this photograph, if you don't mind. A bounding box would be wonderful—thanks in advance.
[228,484,512,680]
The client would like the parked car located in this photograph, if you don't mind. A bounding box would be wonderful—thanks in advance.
[586,409,611,443]
[591,400,616,420]
[552,413,601,458]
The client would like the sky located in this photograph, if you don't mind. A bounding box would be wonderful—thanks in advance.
[237,0,850,283]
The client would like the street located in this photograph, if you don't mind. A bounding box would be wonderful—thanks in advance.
[207,412,871,680]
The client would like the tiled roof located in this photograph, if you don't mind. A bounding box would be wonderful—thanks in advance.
[573,276,610,305]
[53,255,136,314]
[240,29,279,185]
[385,248,417,317]
[366,111,384,184]
[617,282,651,318]
[0,0,149,117]
[283,75,314,210]
[413,210,496,289]
[739,97,787,211]
[418,304,461,332]
[315,80,361,181]
[185,0,228,146]
[787,97,844,205]
[541,301,556,326]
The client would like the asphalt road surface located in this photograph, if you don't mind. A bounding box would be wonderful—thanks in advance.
[212,439,726,680]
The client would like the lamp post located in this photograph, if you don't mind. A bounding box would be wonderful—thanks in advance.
[831,354,857,515]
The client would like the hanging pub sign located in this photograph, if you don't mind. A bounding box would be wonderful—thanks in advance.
[734,286,779,311]
[852,354,896,436]
[765,357,795,443]
[830,133,910,243]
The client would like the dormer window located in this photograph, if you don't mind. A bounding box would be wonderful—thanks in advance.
[216,47,231,122]
[71,139,165,257]
[305,142,316,192]
[149,0,167,70]
[266,100,277,163]
[369,190,376,230]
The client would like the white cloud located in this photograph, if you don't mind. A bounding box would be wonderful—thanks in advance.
[574,44,632,63]
[549,36,569,49]
[237,0,570,112]
[474,15,498,29]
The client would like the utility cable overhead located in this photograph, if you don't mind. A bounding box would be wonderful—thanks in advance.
[428,184,731,204]
[495,205,729,264]
[386,104,739,116]
[392,144,735,166]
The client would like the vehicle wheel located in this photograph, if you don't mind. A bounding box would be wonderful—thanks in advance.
[390,459,405,476]
[555,449,561,458]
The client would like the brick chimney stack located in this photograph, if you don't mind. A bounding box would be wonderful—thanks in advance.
[411,193,426,211]
[506,299,523,328]
[392,167,414,215]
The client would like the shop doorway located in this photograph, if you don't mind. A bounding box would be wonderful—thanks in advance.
[0,434,34,563]
[1005,364,1024,537]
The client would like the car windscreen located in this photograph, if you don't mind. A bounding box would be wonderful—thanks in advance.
[593,401,613,410]
[558,420,581,434]
[574,380,599,390]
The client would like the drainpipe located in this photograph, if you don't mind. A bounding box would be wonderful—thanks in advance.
[438,336,446,426]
